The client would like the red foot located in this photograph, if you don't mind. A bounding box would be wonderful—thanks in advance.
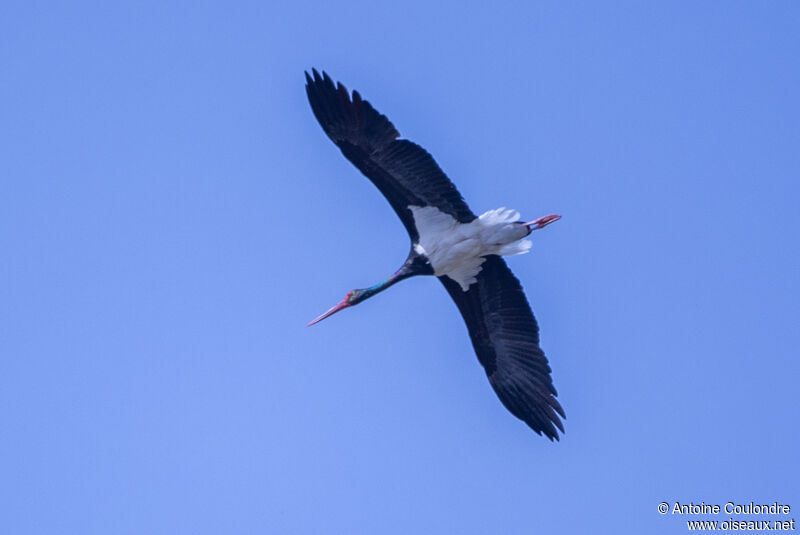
[523,214,561,230]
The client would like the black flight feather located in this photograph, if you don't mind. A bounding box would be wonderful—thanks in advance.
[439,256,565,440]
[305,69,475,241]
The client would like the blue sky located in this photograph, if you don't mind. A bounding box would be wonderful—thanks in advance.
[1,1,798,533]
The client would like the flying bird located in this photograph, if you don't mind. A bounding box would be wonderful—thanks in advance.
[305,69,565,440]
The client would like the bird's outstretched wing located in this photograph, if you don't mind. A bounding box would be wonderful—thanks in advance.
[439,255,565,440]
[305,69,476,242]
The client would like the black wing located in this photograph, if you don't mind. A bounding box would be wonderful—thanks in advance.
[440,256,565,440]
[305,69,476,242]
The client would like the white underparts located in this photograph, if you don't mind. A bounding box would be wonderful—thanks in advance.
[409,205,532,291]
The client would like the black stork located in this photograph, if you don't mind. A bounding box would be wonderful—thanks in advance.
[305,69,565,440]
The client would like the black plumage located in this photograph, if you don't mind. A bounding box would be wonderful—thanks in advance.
[305,69,475,242]
[440,256,565,439]
[305,69,565,440]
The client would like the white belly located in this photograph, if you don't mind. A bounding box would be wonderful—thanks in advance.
[410,205,532,290]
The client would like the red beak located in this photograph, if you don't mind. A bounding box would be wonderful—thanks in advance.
[307,298,351,326]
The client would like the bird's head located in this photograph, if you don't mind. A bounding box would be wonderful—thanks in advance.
[307,289,368,326]
[307,260,424,327]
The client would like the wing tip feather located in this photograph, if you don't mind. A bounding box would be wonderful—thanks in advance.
[305,68,401,148]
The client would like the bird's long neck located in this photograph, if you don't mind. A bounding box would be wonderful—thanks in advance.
[355,253,433,303]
